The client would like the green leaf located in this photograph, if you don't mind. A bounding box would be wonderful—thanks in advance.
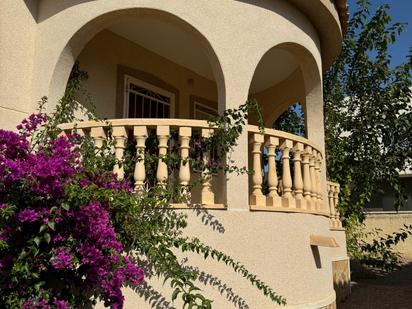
[33,236,41,247]
[39,224,47,233]
[171,288,180,301]
[47,221,56,231]
[44,233,51,244]
[61,203,70,211]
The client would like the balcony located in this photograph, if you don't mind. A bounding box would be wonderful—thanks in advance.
[59,119,342,228]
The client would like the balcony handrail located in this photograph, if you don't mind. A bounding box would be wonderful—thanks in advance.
[247,125,329,217]
[247,125,323,156]
[59,118,215,131]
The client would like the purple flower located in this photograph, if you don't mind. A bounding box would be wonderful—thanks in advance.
[51,248,73,270]
[1,116,144,308]
[22,300,34,309]
[22,299,50,309]
[17,209,40,223]
[0,255,14,270]
[53,299,69,309]
[16,113,47,137]
[52,234,64,243]
[123,257,144,285]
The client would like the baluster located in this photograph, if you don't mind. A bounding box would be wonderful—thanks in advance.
[315,152,323,210]
[310,150,318,210]
[156,125,169,187]
[77,128,86,137]
[70,127,85,138]
[313,150,321,210]
[112,126,127,180]
[133,126,147,192]
[58,130,68,138]
[280,139,294,208]
[292,142,304,209]
[266,136,281,207]
[72,128,86,163]
[303,146,313,209]
[90,127,106,153]
[333,185,342,228]
[327,183,335,228]
[201,128,215,205]
[179,127,192,200]
[250,133,265,206]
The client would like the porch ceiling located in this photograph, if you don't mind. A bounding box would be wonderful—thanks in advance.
[108,17,298,94]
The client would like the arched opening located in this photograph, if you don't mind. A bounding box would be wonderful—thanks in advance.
[247,42,325,209]
[247,43,322,138]
[48,8,225,120]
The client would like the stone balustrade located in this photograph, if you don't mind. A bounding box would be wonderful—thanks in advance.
[248,125,328,215]
[59,119,224,209]
[327,181,343,228]
[59,119,341,219]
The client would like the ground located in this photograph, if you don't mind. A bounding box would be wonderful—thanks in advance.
[339,261,412,309]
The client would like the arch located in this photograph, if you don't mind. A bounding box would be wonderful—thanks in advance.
[247,42,323,139]
[46,7,226,115]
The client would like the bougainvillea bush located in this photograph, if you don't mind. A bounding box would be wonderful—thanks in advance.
[0,63,285,308]
[0,105,286,308]
[0,114,144,308]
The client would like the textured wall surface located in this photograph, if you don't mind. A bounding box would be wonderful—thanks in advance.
[365,212,412,259]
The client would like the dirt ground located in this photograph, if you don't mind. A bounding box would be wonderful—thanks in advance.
[339,262,412,309]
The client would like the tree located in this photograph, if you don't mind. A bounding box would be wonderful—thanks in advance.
[272,103,305,137]
[324,0,412,224]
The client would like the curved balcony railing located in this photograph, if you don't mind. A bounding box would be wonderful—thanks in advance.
[248,125,328,216]
[59,119,342,220]
[327,181,343,229]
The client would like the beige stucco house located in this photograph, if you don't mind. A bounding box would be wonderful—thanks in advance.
[0,1,350,308]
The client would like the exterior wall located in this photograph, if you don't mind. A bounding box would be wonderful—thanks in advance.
[76,30,217,119]
[364,177,412,259]
[364,212,412,259]
[330,229,351,303]
[96,211,339,309]
[0,0,38,131]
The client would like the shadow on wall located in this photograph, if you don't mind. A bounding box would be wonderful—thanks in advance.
[191,207,226,234]
[133,281,176,309]
[131,259,250,309]
[311,246,322,269]
[189,266,250,309]
[36,0,97,23]
[24,0,39,21]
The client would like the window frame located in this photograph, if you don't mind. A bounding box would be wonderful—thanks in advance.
[123,75,176,118]
[193,101,218,120]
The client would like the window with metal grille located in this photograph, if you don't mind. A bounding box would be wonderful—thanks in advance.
[124,76,174,118]
[194,101,218,120]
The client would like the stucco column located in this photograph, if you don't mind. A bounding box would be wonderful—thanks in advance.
[222,76,251,210]
[304,86,328,211]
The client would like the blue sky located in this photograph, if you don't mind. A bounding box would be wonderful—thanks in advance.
[347,0,411,66]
